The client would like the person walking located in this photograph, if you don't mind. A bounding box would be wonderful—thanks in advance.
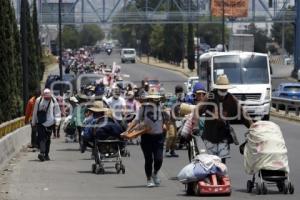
[124,91,168,187]
[25,89,41,149]
[106,87,126,128]
[32,89,61,161]
[196,74,253,164]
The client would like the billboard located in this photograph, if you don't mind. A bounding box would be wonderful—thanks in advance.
[41,2,75,23]
[211,0,249,17]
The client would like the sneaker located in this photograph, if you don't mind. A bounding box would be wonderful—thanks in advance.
[147,179,155,188]
[152,174,161,186]
[170,151,179,157]
[38,154,45,162]
[44,155,50,161]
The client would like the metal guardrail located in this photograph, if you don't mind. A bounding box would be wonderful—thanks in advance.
[0,117,25,139]
[272,97,300,116]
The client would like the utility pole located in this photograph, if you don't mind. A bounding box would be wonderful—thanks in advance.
[294,0,300,77]
[222,0,225,52]
[21,0,29,111]
[58,0,63,95]
[82,0,84,23]
[282,22,285,53]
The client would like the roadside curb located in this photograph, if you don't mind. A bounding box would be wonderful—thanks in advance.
[0,126,30,170]
[138,58,194,78]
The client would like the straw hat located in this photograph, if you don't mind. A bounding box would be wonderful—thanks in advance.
[88,101,109,113]
[69,96,78,103]
[144,90,162,100]
[86,85,95,91]
[179,103,196,116]
[213,74,233,90]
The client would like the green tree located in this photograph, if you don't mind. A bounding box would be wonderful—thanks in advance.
[61,25,80,49]
[195,23,230,47]
[79,24,105,46]
[271,23,295,55]
[32,0,44,81]
[111,24,137,48]
[9,0,23,118]
[0,0,13,122]
[187,23,195,71]
[0,0,23,122]
[162,24,184,64]
[149,25,164,59]
[26,1,39,97]
[247,23,270,53]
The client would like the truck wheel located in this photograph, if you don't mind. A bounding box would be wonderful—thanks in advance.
[262,114,270,121]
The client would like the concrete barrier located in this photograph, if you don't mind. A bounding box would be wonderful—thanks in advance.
[0,125,30,169]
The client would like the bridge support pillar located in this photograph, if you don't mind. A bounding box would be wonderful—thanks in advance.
[293,0,300,77]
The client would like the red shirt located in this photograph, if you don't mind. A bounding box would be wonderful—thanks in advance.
[25,96,37,124]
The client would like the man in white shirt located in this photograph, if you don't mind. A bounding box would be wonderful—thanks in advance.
[106,87,126,126]
[32,89,61,161]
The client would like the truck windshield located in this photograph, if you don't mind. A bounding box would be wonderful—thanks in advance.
[124,50,135,54]
[213,55,269,84]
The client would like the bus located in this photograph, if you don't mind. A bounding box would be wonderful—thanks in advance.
[198,51,272,120]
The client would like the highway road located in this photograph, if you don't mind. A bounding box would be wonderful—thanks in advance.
[1,53,299,200]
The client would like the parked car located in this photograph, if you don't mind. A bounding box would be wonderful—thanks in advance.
[273,83,300,100]
[184,76,199,93]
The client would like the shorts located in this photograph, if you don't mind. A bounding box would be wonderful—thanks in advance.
[203,139,230,159]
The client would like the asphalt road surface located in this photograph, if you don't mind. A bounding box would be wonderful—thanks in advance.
[1,52,299,200]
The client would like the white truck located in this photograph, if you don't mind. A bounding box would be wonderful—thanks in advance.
[228,34,254,52]
[198,51,272,120]
[121,48,136,63]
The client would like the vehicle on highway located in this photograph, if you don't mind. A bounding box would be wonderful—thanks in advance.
[273,83,300,100]
[198,51,272,120]
[121,48,136,63]
[144,77,161,92]
[184,76,199,93]
[106,48,112,55]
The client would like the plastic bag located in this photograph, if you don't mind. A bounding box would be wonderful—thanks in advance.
[177,163,198,183]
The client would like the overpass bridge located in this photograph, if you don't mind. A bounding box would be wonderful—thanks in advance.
[13,0,300,72]
[12,0,296,24]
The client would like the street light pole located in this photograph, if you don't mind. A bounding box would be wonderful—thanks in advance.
[58,0,63,94]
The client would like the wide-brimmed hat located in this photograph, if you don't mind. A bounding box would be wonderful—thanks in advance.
[144,90,162,100]
[69,96,79,103]
[126,90,134,97]
[86,85,95,91]
[213,74,234,90]
[88,101,109,113]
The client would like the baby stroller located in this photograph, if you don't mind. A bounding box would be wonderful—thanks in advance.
[241,121,294,195]
[180,133,231,196]
[92,136,128,174]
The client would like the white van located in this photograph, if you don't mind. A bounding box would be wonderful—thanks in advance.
[198,51,272,120]
[121,48,136,63]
